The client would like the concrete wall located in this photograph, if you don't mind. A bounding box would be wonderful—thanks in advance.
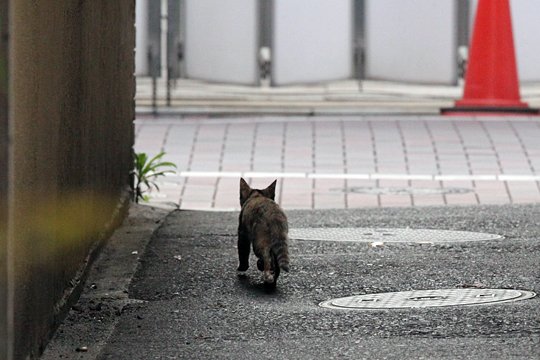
[5,1,135,358]
[0,0,9,359]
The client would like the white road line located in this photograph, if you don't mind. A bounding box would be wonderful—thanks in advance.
[497,175,540,181]
[179,171,242,178]
[243,171,306,179]
[370,173,433,181]
[434,174,497,181]
[307,173,370,180]
[168,171,540,182]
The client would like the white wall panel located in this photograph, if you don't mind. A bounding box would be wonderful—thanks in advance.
[184,0,258,85]
[470,0,540,83]
[272,0,353,85]
[365,0,456,84]
[471,0,540,82]
[135,0,149,75]
[509,0,540,83]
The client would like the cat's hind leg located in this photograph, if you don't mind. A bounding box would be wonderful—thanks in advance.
[237,228,250,275]
[261,250,275,284]
[272,253,281,282]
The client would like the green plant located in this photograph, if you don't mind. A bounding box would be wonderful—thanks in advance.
[132,152,177,203]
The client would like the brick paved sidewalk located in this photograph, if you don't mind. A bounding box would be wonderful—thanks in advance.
[134,115,540,211]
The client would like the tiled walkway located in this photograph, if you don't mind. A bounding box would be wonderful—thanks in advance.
[135,115,540,210]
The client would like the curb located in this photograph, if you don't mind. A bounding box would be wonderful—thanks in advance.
[41,204,170,359]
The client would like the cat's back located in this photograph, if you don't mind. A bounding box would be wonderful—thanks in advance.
[241,195,288,229]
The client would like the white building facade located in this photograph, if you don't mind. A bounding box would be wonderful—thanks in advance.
[136,0,540,86]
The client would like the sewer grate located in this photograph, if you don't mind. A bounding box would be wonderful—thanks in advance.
[319,289,536,310]
[332,186,473,195]
[289,227,502,243]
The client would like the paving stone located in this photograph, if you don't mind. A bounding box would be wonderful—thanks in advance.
[135,116,540,211]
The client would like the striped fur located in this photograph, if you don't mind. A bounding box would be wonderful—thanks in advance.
[238,178,289,286]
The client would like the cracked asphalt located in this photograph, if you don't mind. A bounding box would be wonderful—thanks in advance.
[86,204,540,359]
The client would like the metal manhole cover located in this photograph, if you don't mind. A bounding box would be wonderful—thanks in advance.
[332,187,473,195]
[289,228,502,243]
[319,289,537,310]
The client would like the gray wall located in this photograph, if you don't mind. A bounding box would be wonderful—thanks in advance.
[2,1,135,358]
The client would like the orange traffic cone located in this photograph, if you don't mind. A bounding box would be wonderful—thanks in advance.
[442,0,538,115]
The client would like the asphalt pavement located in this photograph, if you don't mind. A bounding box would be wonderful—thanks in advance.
[44,105,540,359]
[44,202,540,359]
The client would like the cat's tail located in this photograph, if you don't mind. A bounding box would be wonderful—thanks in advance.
[272,240,289,272]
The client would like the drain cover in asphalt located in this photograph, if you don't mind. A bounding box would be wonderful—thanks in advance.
[319,289,536,310]
[289,228,502,243]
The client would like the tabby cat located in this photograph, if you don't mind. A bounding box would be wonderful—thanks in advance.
[237,178,289,287]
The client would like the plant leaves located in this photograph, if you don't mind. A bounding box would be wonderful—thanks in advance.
[142,152,166,174]
[133,151,177,201]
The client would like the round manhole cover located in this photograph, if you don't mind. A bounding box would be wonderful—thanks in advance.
[333,187,473,195]
[289,228,502,243]
[319,289,536,310]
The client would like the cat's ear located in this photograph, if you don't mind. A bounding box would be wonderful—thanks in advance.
[263,179,277,200]
[240,178,251,205]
